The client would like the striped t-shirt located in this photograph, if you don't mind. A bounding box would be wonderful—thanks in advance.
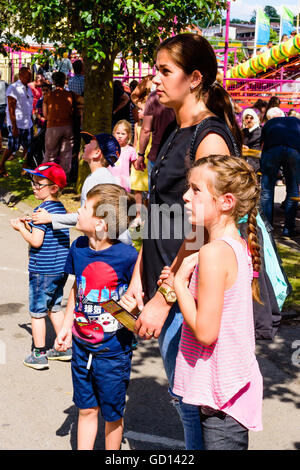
[29,200,70,273]
[173,236,263,431]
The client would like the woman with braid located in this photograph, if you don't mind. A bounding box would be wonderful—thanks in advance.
[172,155,263,450]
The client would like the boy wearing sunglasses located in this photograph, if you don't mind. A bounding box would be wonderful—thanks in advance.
[10,162,70,369]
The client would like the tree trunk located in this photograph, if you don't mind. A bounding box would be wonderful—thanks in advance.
[76,51,116,193]
[82,51,117,134]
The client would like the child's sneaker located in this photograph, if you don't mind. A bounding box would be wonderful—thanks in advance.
[46,347,72,361]
[23,350,49,370]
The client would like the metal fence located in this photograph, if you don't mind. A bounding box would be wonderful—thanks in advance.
[225,77,300,110]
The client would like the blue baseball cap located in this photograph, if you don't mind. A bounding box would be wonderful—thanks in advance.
[80,131,120,166]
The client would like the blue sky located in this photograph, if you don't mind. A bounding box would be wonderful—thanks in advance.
[228,1,299,21]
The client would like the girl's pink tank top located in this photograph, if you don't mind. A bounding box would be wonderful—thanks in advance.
[173,236,263,431]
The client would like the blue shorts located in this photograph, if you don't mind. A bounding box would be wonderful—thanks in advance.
[71,338,132,422]
[0,105,6,130]
[29,272,68,318]
[7,125,33,152]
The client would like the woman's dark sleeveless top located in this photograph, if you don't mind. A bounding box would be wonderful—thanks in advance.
[142,116,239,300]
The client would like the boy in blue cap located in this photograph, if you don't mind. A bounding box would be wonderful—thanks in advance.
[32,132,120,230]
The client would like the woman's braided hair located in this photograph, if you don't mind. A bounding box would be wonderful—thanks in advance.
[192,155,262,303]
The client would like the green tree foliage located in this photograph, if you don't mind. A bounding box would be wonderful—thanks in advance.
[270,28,279,44]
[7,0,227,132]
[264,6,280,23]
[250,6,280,24]
[0,1,27,56]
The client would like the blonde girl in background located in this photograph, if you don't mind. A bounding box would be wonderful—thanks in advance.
[131,99,152,217]
[109,119,138,194]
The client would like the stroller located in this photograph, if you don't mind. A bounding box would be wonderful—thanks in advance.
[26,127,46,169]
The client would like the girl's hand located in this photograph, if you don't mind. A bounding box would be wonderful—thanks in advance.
[119,292,140,315]
[174,252,198,288]
[157,266,172,286]
[32,208,52,224]
[55,327,72,351]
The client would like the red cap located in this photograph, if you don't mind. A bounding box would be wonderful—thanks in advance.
[23,162,67,188]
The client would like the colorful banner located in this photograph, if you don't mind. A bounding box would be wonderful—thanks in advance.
[255,7,270,47]
[280,6,295,38]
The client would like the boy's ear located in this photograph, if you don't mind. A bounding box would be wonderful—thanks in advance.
[50,184,60,195]
[95,218,108,239]
[94,146,103,159]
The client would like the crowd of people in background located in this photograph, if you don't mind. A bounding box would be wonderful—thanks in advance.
[0,50,299,290]
[0,50,299,231]
[1,33,299,451]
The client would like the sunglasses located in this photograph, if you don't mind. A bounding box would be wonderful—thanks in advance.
[31,181,53,189]
[245,116,254,120]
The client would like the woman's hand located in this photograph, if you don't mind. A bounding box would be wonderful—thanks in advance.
[174,252,198,290]
[134,294,171,339]
[31,208,52,225]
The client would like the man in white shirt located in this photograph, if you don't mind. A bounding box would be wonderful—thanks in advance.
[0,67,33,177]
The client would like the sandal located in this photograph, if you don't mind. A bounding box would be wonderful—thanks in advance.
[0,170,9,178]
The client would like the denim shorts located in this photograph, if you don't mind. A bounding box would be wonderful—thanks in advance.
[71,337,132,422]
[7,125,33,152]
[0,106,6,130]
[29,272,68,318]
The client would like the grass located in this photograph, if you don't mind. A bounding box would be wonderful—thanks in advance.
[1,156,299,312]
[277,243,300,312]
[1,158,81,212]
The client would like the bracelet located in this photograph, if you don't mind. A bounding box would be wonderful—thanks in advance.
[138,152,145,157]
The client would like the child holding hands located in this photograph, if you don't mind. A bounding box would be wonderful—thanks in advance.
[131,155,263,450]
[172,155,263,450]
[54,183,138,450]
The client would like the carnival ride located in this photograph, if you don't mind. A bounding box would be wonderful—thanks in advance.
[225,34,300,111]
[228,34,300,79]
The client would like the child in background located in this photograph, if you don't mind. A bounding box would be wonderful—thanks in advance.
[10,163,70,369]
[172,155,263,450]
[130,100,151,216]
[109,119,137,194]
[54,184,138,450]
[35,82,52,131]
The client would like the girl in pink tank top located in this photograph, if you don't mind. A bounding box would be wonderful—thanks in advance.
[172,155,263,450]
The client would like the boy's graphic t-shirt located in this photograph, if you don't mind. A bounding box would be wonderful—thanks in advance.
[64,236,138,355]
[29,200,70,273]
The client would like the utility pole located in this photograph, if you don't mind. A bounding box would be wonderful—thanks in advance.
[223,1,231,89]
